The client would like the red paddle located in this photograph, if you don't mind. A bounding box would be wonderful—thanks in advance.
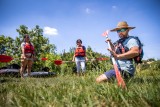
[54,57,109,65]
[41,58,48,61]
[54,60,72,65]
[0,55,13,63]
[95,57,109,61]
[0,55,49,63]
[102,30,126,88]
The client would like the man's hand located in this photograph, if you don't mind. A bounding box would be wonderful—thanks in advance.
[108,48,119,59]
[105,38,111,43]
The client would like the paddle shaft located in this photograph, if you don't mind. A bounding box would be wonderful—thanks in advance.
[106,36,126,88]
[59,58,108,63]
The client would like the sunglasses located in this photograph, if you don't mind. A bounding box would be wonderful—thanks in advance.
[117,28,128,33]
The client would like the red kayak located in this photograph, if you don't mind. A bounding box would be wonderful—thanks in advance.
[0,55,13,63]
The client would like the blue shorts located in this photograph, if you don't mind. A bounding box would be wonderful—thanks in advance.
[104,69,133,79]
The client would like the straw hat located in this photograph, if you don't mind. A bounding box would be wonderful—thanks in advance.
[110,21,135,32]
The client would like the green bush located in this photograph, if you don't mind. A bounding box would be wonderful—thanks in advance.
[150,60,160,71]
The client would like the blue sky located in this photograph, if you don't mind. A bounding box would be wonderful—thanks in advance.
[0,0,160,60]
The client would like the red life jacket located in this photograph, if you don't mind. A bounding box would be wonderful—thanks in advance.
[24,43,34,54]
[75,46,86,57]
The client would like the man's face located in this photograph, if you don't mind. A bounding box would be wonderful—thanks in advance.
[117,28,129,38]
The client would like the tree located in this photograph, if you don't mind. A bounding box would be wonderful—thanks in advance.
[0,35,6,54]
[0,35,15,56]
[16,25,56,57]
[15,25,57,71]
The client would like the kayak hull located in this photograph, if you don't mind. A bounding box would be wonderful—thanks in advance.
[0,69,56,77]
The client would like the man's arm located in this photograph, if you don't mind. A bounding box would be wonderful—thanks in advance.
[108,46,139,60]
[117,46,139,59]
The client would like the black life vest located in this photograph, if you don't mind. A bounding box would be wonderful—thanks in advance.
[114,36,144,64]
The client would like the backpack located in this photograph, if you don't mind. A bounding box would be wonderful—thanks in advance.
[114,36,144,64]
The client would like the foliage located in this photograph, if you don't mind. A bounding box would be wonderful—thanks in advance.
[147,58,156,62]
[136,63,150,71]
[0,25,57,70]
[0,35,16,67]
[0,25,111,72]
[36,53,62,72]
[59,46,111,74]
[136,60,160,72]
[1,66,160,107]
[150,60,160,71]
[1,25,160,106]
[15,25,56,59]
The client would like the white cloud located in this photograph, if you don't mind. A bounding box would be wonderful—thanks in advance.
[112,6,117,9]
[85,8,91,14]
[85,8,94,14]
[43,26,58,36]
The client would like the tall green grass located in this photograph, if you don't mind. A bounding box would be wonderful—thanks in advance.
[1,69,160,107]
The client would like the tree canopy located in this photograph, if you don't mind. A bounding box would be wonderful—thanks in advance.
[0,25,110,72]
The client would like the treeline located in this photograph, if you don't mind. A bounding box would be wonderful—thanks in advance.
[0,25,110,73]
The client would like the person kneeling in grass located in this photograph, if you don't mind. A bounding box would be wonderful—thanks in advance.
[96,21,143,83]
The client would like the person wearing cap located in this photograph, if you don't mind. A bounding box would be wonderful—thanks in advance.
[20,34,35,78]
[96,21,140,83]
[72,39,88,75]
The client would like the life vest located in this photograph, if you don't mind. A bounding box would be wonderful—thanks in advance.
[24,43,34,54]
[114,36,144,64]
[75,46,86,57]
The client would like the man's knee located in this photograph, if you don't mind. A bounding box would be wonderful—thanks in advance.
[96,74,108,83]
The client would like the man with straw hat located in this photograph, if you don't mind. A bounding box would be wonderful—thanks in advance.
[96,21,142,83]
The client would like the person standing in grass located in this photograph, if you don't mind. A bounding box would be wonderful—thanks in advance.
[72,39,88,75]
[20,34,35,78]
[96,21,143,82]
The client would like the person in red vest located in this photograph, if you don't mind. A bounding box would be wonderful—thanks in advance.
[20,34,35,78]
[72,39,88,75]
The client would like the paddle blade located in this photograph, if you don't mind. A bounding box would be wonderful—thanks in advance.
[96,57,109,61]
[113,64,126,88]
[41,58,48,61]
[102,30,110,37]
[0,55,13,63]
[54,60,63,65]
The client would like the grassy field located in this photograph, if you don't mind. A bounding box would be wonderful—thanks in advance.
[1,68,160,107]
